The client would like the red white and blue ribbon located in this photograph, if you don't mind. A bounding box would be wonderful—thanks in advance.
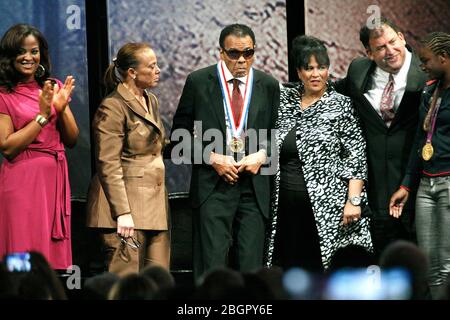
[216,60,253,140]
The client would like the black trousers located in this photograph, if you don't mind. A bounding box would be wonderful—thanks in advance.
[192,176,265,282]
[370,212,416,260]
[274,187,323,273]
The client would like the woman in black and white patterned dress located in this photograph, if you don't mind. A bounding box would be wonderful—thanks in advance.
[265,35,373,272]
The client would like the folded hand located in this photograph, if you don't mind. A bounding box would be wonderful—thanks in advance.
[236,150,266,175]
[210,152,239,184]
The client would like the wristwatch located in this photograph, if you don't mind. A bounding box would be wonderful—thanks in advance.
[348,195,362,206]
[35,114,49,127]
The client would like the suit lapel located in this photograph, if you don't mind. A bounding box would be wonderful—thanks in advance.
[356,61,388,128]
[404,53,425,93]
[207,69,227,135]
[247,71,260,129]
[390,52,425,128]
[117,83,162,134]
[355,60,374,92]
[143,104,163,134]
[144,89,164,134]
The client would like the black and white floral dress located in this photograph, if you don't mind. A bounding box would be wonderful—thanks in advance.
[264,82,373,269]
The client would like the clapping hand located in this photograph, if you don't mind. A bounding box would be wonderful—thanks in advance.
[38,80,54,118]
[52,76,75,114]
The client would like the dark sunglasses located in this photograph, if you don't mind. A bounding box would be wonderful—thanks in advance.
[223,48,255,60]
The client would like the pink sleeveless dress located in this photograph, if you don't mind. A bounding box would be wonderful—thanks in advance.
[0,80,71,270]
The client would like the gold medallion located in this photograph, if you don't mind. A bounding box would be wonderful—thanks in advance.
[422,142,434,161]
[229,138,244,153]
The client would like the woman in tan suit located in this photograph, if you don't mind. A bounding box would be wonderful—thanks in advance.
[87,43,170,276]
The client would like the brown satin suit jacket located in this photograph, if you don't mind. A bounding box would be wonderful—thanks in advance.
[87,83,168,230]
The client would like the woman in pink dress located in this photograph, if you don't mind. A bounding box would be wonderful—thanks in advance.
[0,24,78,270]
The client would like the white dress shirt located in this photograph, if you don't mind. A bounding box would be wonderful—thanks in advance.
[223,63,246,98]
[222,62,248,150]
[364,49,412,121]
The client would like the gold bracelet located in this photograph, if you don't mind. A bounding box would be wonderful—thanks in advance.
[35,114,49,127]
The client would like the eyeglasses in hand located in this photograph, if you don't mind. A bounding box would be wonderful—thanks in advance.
[119,236,141,249]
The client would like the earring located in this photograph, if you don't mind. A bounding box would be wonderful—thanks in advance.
[35,64,46,78]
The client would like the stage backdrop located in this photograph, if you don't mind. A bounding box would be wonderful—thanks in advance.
[305,0,450,80]
[0,0,91,200]
[107,0,289,197]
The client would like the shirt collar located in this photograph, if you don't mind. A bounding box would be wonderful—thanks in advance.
[374,49,412,85]
[222,60,248,84]
[394,49,412,84]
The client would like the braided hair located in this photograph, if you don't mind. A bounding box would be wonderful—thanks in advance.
[420,32,450,57]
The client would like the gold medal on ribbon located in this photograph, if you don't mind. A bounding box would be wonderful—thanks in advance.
[229,137,244,153]
[422,142,434,161]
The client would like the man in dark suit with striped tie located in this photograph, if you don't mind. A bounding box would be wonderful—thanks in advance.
[335,17,427,258]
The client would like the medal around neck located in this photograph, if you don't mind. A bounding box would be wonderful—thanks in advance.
[422,142,434,161]
[217,61,253,154]
[229,137,244,153]
[421,91,442,162]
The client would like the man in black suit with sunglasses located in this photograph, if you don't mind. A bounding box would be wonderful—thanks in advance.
[170,24,279,282]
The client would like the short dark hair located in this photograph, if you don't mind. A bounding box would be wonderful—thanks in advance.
[359,16,401,50]
[219,24,255,49]
[291,35,330,70]
[0,24,51,91]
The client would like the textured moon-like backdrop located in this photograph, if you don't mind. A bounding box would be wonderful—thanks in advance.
[108,0,289,197]
[305,0,450,79]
